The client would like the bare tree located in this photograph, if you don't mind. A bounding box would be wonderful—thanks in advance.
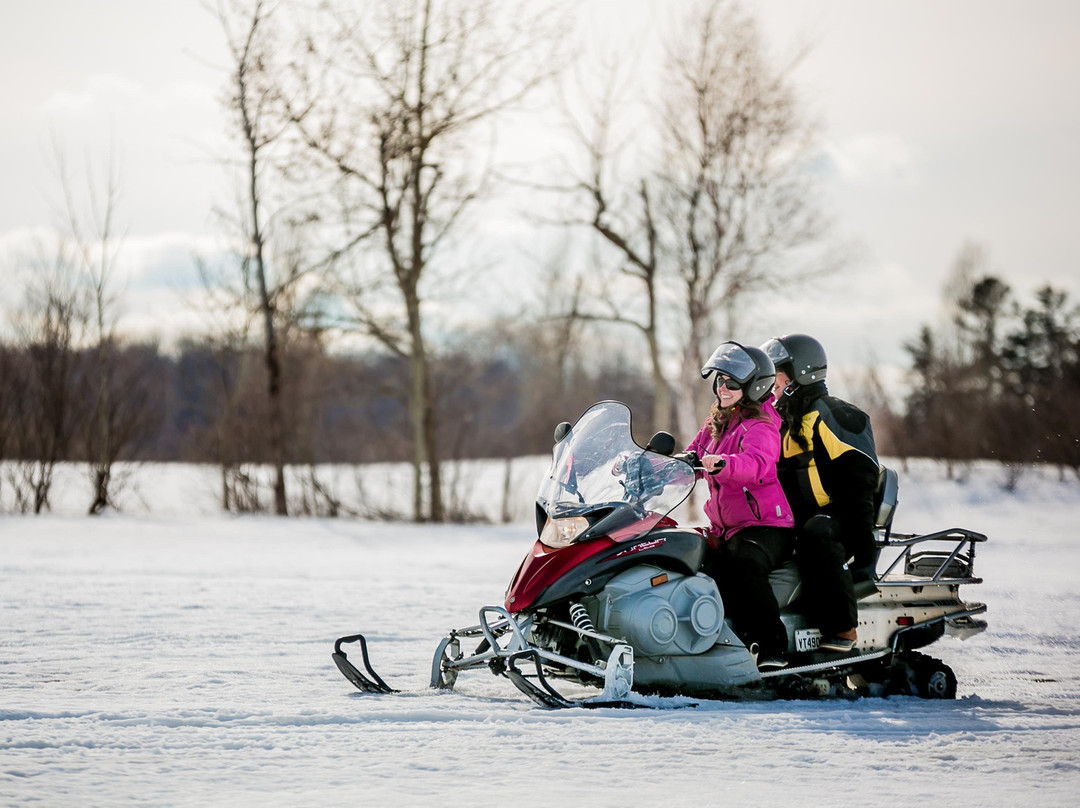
[8,242,87,513]
[214,0,315,515]
[53,140,129,513]
[561,0,828,442]
[0,343,19,506]
[560,63,672,430]
[660,0,827,439]
[175,320,258,512]
[287,0,563,521]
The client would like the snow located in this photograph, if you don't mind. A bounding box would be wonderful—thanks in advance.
[2,461,1080,806]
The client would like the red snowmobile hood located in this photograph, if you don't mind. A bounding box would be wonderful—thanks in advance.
[504,514,679,614]
[504,537,615,614]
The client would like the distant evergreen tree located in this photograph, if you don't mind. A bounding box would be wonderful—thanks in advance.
[900,245,1080,483]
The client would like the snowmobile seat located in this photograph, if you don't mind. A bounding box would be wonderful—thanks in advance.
[874,466,899,541]
[768,561,801,609]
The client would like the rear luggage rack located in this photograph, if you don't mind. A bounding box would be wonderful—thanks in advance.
[877,527,987,584]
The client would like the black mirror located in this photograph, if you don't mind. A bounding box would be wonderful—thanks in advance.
[553,422,572,444]
[646,431,676,456]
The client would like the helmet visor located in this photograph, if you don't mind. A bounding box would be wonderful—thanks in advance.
[762,338,791,367]
[700,342,757,383]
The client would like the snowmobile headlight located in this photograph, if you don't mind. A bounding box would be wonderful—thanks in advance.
[540,516,590,548]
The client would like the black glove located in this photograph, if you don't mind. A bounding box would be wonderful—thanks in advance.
[673,450,700,468]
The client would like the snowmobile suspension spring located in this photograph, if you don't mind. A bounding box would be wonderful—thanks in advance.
[569,602,596,633]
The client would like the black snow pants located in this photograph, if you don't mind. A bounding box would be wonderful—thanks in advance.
[708,526,796,657]
[795,514,858,635]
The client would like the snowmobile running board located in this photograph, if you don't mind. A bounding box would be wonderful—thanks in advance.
[758,649,890,679]
[332,634,398,694]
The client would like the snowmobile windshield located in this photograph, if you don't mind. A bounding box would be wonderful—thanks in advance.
[537,401,695,537]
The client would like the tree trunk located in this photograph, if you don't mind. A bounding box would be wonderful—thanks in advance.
[407,337,426,522]
[501,457,513,524]
[405,290,443,522]
[256,255,288,516]
[676,310,708,445]
[89,467,110,516]
[247,116,288,516]
[646,309,671,432]
[423,373,443,523]
[89,332,112,515]
[265,335,288,516]
[229,0,289,517]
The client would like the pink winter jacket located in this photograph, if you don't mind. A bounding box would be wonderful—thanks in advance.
[686,397,795,542]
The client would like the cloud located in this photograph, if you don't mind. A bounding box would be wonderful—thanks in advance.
[824,133,919,184]
[118,285,224,346]
[168,81,218,107]
[0,226,236,345]
[0,225,55,255]
[43,73,144,116]
[118,232,233,291]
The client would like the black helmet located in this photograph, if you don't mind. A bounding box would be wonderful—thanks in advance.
[700,341,776,404]
[761,333,827,386]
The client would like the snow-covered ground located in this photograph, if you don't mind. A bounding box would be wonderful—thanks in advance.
[2,461,1079,806]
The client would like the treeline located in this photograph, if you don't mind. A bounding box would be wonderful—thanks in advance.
[3,269,1076,516]
[883,252,1080,485]
[0,324,654,514]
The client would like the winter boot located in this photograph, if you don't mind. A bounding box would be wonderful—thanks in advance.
[819,628,857,653]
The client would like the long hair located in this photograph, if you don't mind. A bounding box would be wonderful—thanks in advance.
[707,397,769,441]
[777,382,828,451]
[779,399,810,451]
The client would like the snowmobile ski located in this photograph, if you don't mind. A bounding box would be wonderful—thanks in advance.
[503,646,652,709]
[332,633,397,694]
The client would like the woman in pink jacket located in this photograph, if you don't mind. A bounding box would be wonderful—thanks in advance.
[683,341,796,670]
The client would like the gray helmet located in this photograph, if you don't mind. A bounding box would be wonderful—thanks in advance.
[761,333,827,387]
[700,341,776,404]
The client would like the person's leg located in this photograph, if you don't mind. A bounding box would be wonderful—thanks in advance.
[796,515,858,646]
[713,527,794,658]
[842,528,880,583]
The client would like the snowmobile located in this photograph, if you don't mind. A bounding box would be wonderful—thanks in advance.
[333,400,988,708]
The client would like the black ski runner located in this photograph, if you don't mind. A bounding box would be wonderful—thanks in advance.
[332,634,397,694]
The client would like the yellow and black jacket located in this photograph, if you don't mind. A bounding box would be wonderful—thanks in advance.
[776,384,879,565]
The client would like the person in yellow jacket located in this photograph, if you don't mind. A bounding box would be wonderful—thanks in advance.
[761,334,879,653]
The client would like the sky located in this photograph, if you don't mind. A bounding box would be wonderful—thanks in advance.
[1,0,1078,388]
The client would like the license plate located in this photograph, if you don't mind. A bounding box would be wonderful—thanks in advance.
[795,628,821,652]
